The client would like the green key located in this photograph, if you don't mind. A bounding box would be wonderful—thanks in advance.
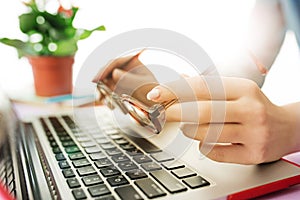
[65,146,80,154]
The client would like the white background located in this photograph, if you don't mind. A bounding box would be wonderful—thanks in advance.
[0,0,299,105]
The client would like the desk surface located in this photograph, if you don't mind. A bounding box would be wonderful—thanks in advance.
[12,102,300,199]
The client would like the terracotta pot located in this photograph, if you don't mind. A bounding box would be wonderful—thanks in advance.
[28,56,74,97]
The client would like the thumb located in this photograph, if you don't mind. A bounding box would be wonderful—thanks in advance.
[146,77,198,103]
[146,85,175,102]
[112,68,126,82]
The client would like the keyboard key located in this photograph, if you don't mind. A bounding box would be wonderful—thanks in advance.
[107,175,129,187]
[126,149,142,156]
[72,159,91,168]
[76,136,91,142]
[59,135,72,142]
[85,146,102,154]
[115,185,143,200]
[125,135,161,153]
[161,160,184,170]
[114,138,129,145]
[171,168,197,179]
[50,141,58,147]
[52,147,62,154]
[100,167,121,177]
[111,154,130,163]
[92,134,106,139]
[62,168,75,178]
[55,153,65,161]
[67,178,81,188]
[120,144,135,151]
[97,195,115,200]
[88,185,111,197]
[104,129,119,135]
[150,152,174,162]
[57,131,68,137]
[96,138,110,144]
[106,148,122,156]
[65,146,80,154]
[132,155,152,164]
[94,158,113,168]
[58,160,70,169]
[183,176,210,189]
[69,152,85,160]
[100,143,116,150]
[82,175,103,186]
[81,141,97,148]
[150,170,187,193]
[48,136,55,142]
[62,141,76,147]
[72,188,86,200]
[141,162,162,172]
[90,152,107,161]
[109,134,123,140]
[126,169,147,180]
[135,178,166,199]
[73,133,86,138]
[77,166,97,176]
[118,162,138,171]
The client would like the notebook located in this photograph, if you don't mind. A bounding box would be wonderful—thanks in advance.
[0,89,300,200]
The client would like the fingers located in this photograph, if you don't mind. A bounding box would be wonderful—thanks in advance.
[92,56,131,83]
[199,143,255,164]
[165,101,241,123]
[92,53,143,83]
[180,123,243,143]
[110,67,158,107]
[200,143,266,165]
[147,76,257,102]
[112,68,126,83]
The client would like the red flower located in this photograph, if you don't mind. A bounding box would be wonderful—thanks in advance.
[58,5,73,18]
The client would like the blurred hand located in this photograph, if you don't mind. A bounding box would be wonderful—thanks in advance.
[146,76,300,164]
[93,52,158,106]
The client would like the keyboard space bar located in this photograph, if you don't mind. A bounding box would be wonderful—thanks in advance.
[124,132,161,153]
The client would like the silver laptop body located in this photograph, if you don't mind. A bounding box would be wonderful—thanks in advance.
[1,90,300,200]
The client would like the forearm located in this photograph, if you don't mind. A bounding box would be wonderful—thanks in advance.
[216,51,266,87]
[216,0,286,88]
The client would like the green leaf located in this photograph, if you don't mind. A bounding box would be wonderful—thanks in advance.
[25,0,39,13]
[65,27,76,38]
[41,12,66,29]
[19,13,38,33]
[0,38,26,48]
[78,25,106,40]
[70,7,79,23]
[52,39,78,56]
[0,38,37,58]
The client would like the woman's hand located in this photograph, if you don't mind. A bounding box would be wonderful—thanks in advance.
[146,76,300,164]
[92,52,158,106]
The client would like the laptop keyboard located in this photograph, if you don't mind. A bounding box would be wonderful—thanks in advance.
[0,140,16,198]
[39,115,210,200]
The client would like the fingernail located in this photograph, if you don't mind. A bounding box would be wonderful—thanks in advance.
[147,88,160,100]
[112,68,124,79]
[113,68,122,75]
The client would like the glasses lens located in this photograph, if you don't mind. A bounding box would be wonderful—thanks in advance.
[121,94,164,133]
[97,82,115,109]
[96,82,166,134]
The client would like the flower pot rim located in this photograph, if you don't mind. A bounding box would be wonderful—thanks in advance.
[27,55,75,59]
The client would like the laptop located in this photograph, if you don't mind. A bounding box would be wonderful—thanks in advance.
[0,88,300,200]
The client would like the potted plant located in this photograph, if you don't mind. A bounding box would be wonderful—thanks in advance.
[0,0,105,97]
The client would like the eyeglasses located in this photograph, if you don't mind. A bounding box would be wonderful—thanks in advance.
[96,81,177,134]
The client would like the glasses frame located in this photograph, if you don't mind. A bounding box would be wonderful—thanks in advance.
[96,81,177,134]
